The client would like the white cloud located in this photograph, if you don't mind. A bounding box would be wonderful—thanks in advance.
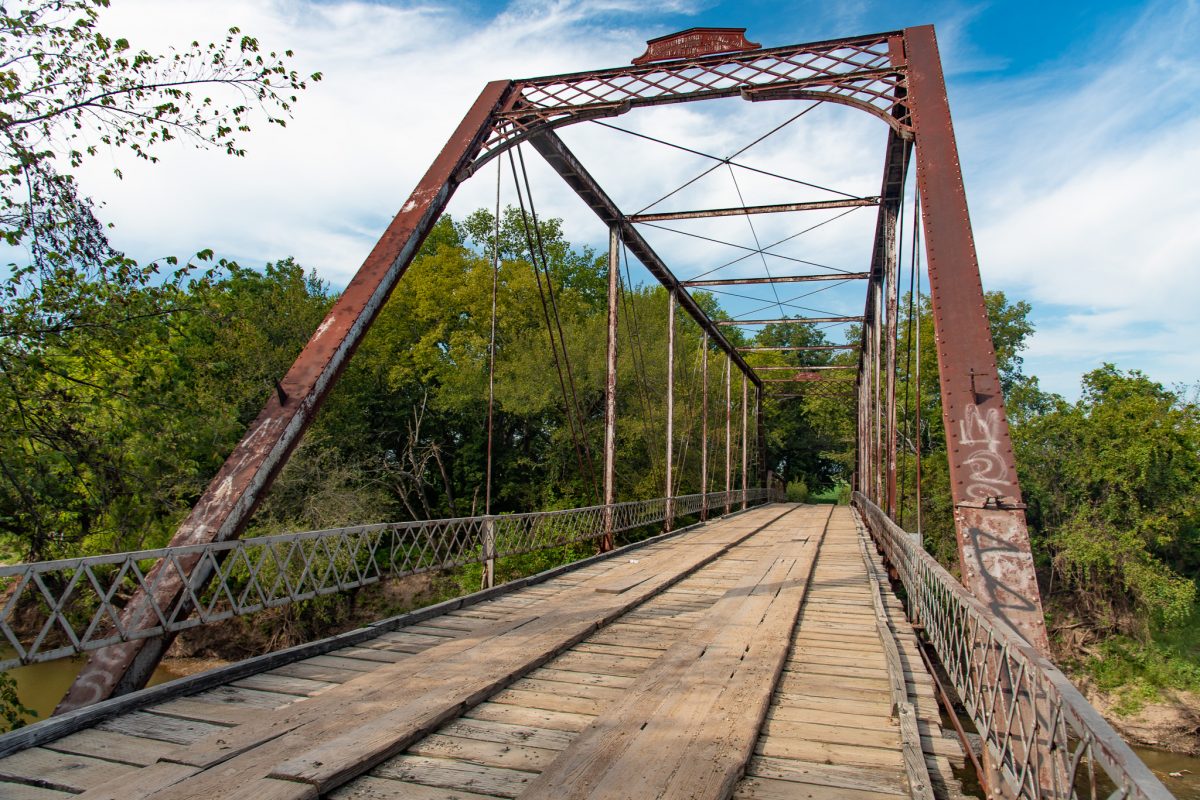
[65,0,1199,397]
[963,1,1200,396]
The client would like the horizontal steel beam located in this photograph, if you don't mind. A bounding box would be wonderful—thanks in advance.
[766,392,854,399]
[529,130,761,388]
[683,272,868,287]
[762,374,856,383]
[739,345,859,352]
[630,197,879,223]
[752,365,856,371]
[717,316,862,326]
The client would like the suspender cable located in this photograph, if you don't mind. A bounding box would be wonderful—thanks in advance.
[913,191,924,541]
[899,189,915,528]
[486,158,500,516]
[483,158,501,589]
[508,150,597,502]
[516,146,601,502]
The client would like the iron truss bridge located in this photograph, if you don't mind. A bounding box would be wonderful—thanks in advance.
[0,25,1174,800]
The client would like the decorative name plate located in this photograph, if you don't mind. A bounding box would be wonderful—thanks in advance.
[632,27,761,65]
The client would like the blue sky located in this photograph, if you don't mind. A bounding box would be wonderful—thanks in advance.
[73,0,1198,400]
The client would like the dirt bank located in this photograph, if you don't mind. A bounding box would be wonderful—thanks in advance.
[1083,686,1200,755]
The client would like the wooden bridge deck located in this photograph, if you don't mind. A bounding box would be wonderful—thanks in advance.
[0,504,969,800]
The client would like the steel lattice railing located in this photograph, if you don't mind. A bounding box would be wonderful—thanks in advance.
[855,493,1173,800]
[0,490,772,672]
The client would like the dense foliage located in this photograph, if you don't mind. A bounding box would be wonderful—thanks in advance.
[888,293,1199,711]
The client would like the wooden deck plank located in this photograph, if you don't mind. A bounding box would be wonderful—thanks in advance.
[73,762,200,800]
[0,782,75,799]
[186,685,298,711]
[437,718,574,752]
[372,753,539,798]
[44,728,182,766]
[328,774,501,799]
[746,755,907,795]
[465,704,593,733]
[734,775,903,800]
[232,674,335,697]
[95,711,230,745]
[130,506,791,799]
[520,506,826,800]
[0,747,137,793]
[407,733,559,772]
[150,697,265,727]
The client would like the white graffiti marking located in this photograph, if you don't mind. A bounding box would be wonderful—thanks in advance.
[958,403,1010,501]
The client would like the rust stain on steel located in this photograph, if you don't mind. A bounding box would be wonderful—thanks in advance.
[57,80,517,712]
[905,24,1049,653]
[632,27,760,65]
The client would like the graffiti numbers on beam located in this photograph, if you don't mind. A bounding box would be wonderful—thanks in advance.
[957,404,1011,501]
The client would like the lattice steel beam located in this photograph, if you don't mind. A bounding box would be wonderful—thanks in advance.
[629,197,878,222]
[683,273,868,286]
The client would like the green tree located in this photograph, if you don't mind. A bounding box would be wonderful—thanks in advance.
[0,0,319,560]
[1015,365,1200,632]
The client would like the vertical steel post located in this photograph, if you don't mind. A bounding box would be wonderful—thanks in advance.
[873,282,883,504]
[740,371,749,510]
[905,24,1049,652]
[700,331,709,521]
[724,356,732,515]
[665,289,676,531]
[857,365,866,496]
[602,226,620,551]
[58,80,515,712]
[885,208,900,518]
[756,384,765,490]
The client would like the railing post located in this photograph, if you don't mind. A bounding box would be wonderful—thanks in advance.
[665,289,676,531]
[482,516,496,589]
[700,331,709,522]
[602,225,620,550]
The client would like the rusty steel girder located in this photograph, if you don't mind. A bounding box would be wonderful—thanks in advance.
[903,26,1049,653]
[61,23,1049,710]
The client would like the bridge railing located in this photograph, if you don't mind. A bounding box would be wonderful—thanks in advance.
[0,489,775,671]
[855,493,1173,800]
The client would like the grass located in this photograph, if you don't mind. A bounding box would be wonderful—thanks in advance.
[1081,613,1200,715]
[809,482,852,505]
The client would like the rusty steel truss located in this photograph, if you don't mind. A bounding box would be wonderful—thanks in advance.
[61,24,1050,720]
